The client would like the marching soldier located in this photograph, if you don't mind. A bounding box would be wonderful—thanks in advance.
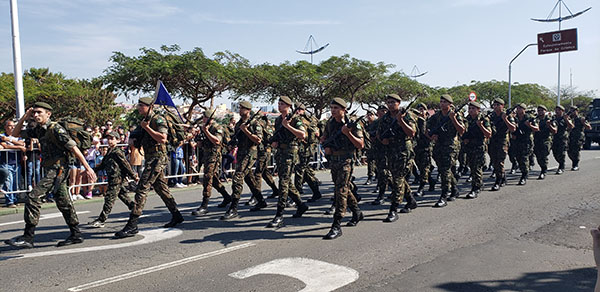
[5,102,97,248]
[221,101,267,220]
[364,111,377,186]
[533,105,556,179]
[255,116,281,200]
[511,103,539,185]
[294,103,322,202]
[114,97,184,239]
[427,94,465,207]
[567,106,591,171]
[321,98,365,239]
[191,109,232,216]
[413,103,433,197]
[372,105,392,205]
[552,105,571,174]
[266,96,309,228]
[376,93,417,220]
[488,98,516,191]
[88,132,137,227]
[462,101,491,198]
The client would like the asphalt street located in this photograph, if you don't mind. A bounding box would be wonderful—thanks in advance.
[1,147,599,292]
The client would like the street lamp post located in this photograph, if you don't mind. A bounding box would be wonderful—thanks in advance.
[508,43,537,108]
[10,0,25,118]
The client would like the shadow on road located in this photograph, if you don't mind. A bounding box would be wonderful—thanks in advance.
[435,267,596,292]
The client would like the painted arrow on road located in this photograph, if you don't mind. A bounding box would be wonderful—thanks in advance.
[1,227,182,261]
[229,257,359,292]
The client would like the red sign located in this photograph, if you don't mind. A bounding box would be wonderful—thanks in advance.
[537,28,578,55]
[469,92,477,101]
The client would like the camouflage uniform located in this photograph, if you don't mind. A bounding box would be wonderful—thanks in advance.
[568,116,586,168]
[255,117,280,198]
[294,114,321,200]
[552,115,569,171]
[414,113,433,194]
[94,146,135,222]
[533,114,554,175]
[19,120,80,242]
[512,113,537,182]
[428,111,464,202]
[488,111,514,188]
[370,117,392,204]
[462,114,491,192]
[365,120,377,181]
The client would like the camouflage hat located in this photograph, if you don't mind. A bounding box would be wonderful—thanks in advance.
[555,105,565,111]
[203,109,215,118]
[138,97,154,106]
[279,96,293,106]
[239,101,252,110]
[440,94,453,103]
[570,105,579,111]
[537,105,547,111]
[331,97,347,109]
[107,131,121,140]
[385,94,402,102]
[32,101,53,111]
[295,102,306,110]
[377,104,388,111]
[516,103,527,109]
[492,98,505,105]
[468,101,481,109]
[416,103,428,110]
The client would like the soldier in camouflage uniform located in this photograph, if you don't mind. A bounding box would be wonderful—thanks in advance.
[533,105,556,180]
[371,105,392,205]
[567,106,591,171]
[427,94,465,207]
[192,109,232,216]
[221,101,267,220]
[376,94,417,220]
[511,103,539,185]
[266,96,309,228]
[413,103,433,197]
[88,132,137,228]
[552,105,571,174]
[488,98,516,191]
[364,111,377,185]
[294,103,322,202]
[321,98,365,239]
[5,102,97,248]
[462,101,491,199]
[255,116,281,199]
[114,97,184,239]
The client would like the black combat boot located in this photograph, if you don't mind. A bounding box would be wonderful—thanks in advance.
[364,176,372,185]
[307,190,322,203]
[447,186,460,201]
[571,161,579,171]
[383,202,399,222]
[164,210,184,228]
[249,199,267,211]
[400,196,418,214]
[434,192,448,208]
[217,193,232,208]
[347,204,364,227]
[500,174,507,186]
[538,167,547,180]
[292,202,309,218]
[221,198,239,220]
[518,175,527,186]
[266,206,285,228]
[466,188,480,199]
[5,224,35,248]
[58,225,84,247]
[114,214,139,239]
[324,202,336,215]
[414,182,425,197]
[244,195,257,206]
[323,216,343,240]
[192,198,209,216]
[491,175,501,191]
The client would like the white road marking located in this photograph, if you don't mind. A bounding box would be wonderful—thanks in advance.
[3,227,182,260]
[229,257,360,292]
[0,211,91,227]
[67,242,255,292]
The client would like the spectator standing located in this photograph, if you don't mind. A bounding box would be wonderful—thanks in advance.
[1,120,26,207]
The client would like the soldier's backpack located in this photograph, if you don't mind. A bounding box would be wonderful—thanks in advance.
[161,109,187,150]
[50,117,92,150]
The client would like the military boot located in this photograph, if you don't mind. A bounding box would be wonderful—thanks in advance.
[307,190,322,203]
[114,214,139,239]
[324,202,336,215]
[518,175,527,185]
[250,199,267,211]
[571,161,579,171]
[266,206,285,228]
[491,176,501,191]
[244,195,257,206]
[217,193,232,208]
[383,202,399,222]
[414,182,425,197]
[434,192,448,208]
[447,186,460,201]
[192,198,209,216]
[466,188,480,199]
[221,198,239,220]
[323,215,343,240]
[58,225,84,247]
[364,176,373,185]
[5,224,35,249]
[400,196,418,213]
[164,210,184,228]
[347,204,363,227]
[292,202,309,218]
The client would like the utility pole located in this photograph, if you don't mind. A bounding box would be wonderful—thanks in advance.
[508,43,537,108]
[10,0,25,118]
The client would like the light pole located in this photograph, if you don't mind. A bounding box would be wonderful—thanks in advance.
[508,43,537,108]
[10,0,25,118]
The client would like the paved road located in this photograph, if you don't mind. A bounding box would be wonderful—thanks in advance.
[1,148,599,292]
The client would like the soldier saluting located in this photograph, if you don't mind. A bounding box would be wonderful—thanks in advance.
[5,102,97,248]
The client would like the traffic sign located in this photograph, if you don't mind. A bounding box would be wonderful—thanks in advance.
[537,28,577,55]
[469,92,477,101]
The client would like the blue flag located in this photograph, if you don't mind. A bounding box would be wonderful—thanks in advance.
[154,80,184,121]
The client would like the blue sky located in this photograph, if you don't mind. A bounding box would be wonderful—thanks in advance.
[1,0,599,106]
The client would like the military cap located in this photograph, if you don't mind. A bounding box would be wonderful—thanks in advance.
[279,96,293,106]
[385,94,402,102]
[555,105,565,111]
[468,101,481,109]
[570,105,578,111]
[516,103,527,109]
[239,101,252,110]
[440,94,453,103]
[107,131,121,140]
[138,97,154,106]
[331,97,347,109]
[203,109,215,118]
[416,103,428,110]
[537,105,547,111]
[492,98,505,105]
[295,102,306,110]
[377,104,388,111]
[32,101,53,111]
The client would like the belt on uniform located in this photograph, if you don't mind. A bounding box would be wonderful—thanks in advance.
[278,143,297,150]
[331,150,354,156]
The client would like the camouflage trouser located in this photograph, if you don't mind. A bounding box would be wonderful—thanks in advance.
[415,146,432,185]
[514,142,532,177]
[366,150,376,178]
[329,154,359,218]
[202,151,228,199]
[232,150,262,200]
[24,165,77,238]
[508,141,518,169]
[552,137,567,169]
[375,154,391,195]
[294,149,320,195]
[488,140,508,179]
[388,150,412,204]
[255,149,279,196]
[533,140,551,172]
[465,144,486,190]
[458,144,467,168]
[568,136,583,166]
[276,147,303,209]
[131,155,178,216]
[433,143,458,194]
[98,179,134,222]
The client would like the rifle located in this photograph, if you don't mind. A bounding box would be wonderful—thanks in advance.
[321,115,366,150]
[268,107,300,143]
[229,110,262,146]
[196,109,216,142]
[379,98,418,139]
[427,102,468,137]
